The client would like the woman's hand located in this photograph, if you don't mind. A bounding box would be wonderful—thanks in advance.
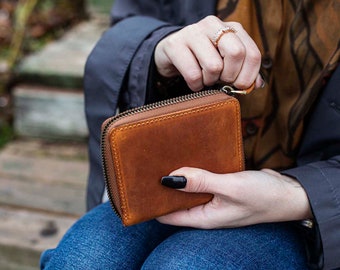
[154,15,263,91]
[157,167,313,229]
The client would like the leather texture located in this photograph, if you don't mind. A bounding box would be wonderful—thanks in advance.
[102,91,244,226]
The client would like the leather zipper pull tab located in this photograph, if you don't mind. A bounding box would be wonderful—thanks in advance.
[220,82,255,96]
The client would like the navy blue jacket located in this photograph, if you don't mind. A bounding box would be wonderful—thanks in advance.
[83,1,340,268]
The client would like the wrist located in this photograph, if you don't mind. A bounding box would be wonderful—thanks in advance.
[280,173,313,220]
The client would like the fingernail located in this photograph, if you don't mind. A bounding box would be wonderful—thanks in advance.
[161,176,187,189]
[259,71,266,88]
[260,78,266,89]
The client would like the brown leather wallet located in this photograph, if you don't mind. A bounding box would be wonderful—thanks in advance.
[101,89,245,226]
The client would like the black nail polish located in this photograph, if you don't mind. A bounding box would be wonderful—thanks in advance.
[161,176,187,189]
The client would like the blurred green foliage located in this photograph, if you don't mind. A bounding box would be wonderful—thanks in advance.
[0,0,87,67]
[87,0,113,14]
[0,0,86,144]
[0,121,13,148]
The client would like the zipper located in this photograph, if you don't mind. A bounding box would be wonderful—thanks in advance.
[101,84,254,218]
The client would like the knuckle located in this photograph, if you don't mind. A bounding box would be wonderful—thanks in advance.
[183,24,205,43]
[234,79,251,90]
[220,74,235,83]
[165,33,181,48]
[220,69,237,83]
[186,23,203,38]
[196,15,223,33]
[197,180,211,193]
[201,15,220,27]
[186,69,202,84]
[227,21,243,30]
[205,60,223,75]
[228,45,246,61]
[248,48,262,66]
[189,170,208,193]
[234,73,258,89]
[185,24,196,34]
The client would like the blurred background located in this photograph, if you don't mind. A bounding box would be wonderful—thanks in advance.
[0,0,112,269]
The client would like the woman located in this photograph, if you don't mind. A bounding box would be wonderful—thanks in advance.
[41,1,340,269]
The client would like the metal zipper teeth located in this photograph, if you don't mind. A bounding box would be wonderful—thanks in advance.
[101,89,227,218]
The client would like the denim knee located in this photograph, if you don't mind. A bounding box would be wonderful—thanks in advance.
[142,223,308,270]
[40,202,179,269]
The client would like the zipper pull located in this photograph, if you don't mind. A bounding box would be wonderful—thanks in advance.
[220,82,255,96]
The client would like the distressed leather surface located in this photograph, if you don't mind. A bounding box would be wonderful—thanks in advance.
[105,93,244,226]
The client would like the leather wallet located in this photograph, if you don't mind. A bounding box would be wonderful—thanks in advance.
[101,89,245,226]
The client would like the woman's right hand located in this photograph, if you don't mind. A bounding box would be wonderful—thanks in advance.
[154,15,263,91]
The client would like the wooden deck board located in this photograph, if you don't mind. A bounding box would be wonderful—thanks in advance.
[0,176,85,216]
[0,207,77,269]
[0,139,88,269]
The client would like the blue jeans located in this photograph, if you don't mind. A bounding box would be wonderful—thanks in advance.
[40,202,308,269]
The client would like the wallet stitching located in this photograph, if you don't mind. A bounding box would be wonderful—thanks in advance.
[234,100,244,171]
[110,138,130,223]
[110,99,243,223]
[115,100,236,131]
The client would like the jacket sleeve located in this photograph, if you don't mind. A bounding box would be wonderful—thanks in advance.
[110,0,217,110]
[282,65,340,270]
[83,15,176,209]
[84,0,216,209]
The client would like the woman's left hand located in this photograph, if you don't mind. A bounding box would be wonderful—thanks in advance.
[157,167,312,229]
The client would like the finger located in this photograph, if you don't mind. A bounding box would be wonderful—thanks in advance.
[217,23,261,89]
[173,22,224,89]
[160,167,223,228]
[164,42,204,91]
[162,167,223,195]
[221,24,261,89]
[233,33,261,89]
[187,33,223,86]
[199,19,243,84]
[157,204,214,229]
[190,16,235,87]
[255,73,266,89]
[218,33,246,84]
[183,25,223,86]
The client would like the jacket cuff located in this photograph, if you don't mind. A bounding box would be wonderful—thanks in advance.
[282,157,340,269]
[127,24,182,108]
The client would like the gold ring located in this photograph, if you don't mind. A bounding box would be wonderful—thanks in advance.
[212,26,236,47]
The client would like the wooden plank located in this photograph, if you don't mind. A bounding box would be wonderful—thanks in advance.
[16,21,106,89]
[0,177,85,216]
[1,139,88,161]
[0,207,77,269]
[0,140,88,215]
[0,151,88,187]
[13,86,88,140]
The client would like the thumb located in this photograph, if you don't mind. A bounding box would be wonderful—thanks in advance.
[161,167,216,194]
